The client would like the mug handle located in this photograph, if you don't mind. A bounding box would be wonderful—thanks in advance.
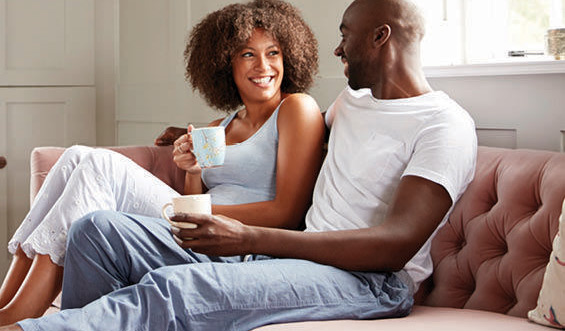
[161,202,198,229]
[161,202,173,222]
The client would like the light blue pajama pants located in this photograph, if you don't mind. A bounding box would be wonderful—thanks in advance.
[17,211,414,331]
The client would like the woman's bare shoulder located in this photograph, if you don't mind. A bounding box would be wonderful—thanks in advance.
[277,93,323,133]
[280,93,320,116]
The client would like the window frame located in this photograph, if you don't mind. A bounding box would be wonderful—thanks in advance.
[423,60,565,77]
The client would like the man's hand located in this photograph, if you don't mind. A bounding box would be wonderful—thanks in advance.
[170,213,254,256]
[155,126,188,146]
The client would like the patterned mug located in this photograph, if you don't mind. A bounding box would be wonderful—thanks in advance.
[191,127,226,168]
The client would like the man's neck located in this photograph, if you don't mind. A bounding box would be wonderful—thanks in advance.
[371,73,432,100]
[370,49,432,100]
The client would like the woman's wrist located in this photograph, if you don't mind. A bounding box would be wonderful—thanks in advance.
[184,171,203,194]
[185,169,202,177]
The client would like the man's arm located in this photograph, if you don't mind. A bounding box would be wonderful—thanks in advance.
[154,126,187,146]
[172,175,452,272]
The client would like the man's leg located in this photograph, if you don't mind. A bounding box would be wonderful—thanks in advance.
[59,210,240,309]
[18,257,413,330]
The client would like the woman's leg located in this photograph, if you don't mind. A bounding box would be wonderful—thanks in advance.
[0,249,32,309]
[1,147,180,323]
[0,146,93,322]
[8,146,95,258]
[0,254,62,325]
[21,148,181,266]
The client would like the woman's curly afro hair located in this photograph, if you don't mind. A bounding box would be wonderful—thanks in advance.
[184,0,319,112]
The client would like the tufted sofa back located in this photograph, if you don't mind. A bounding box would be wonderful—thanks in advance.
[422,146,565,317]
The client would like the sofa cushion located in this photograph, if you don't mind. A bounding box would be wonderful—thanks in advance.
[254,306,549,331]
[528,198,565,328]
[423,147,565,317]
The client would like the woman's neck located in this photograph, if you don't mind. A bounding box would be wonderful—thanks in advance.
[239,93,285,127]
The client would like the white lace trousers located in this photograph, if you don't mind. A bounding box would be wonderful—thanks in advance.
[8,145,181,266]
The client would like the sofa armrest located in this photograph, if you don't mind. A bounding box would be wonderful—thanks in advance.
[30,147,65,203]
[30,145,186,203]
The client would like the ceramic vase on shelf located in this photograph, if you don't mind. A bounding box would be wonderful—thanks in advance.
[547,28,565,60]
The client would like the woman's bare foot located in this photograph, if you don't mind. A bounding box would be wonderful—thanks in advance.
[0,308,24,327]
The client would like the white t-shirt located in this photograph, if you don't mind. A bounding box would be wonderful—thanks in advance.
[305,86,477,290]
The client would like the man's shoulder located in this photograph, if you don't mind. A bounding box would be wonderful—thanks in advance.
[421,91,474,126]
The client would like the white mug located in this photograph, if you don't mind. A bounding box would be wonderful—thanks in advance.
[161,194,211,229]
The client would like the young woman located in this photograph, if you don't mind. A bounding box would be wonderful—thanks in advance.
[0,0,325,324]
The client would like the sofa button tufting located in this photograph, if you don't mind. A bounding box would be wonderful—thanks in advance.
[500,241,508,254]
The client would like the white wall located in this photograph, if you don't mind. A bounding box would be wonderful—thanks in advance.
[95,0,118,146]
[115,0,192,146]
[429,74,565,151]
[114,0,351,145]
[114,0,565,152]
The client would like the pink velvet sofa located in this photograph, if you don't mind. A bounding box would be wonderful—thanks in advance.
[30,145,565,330]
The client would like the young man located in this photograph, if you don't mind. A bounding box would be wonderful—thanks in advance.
[3,0,476,330]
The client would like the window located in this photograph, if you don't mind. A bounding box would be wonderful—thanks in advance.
[416,0,565,67]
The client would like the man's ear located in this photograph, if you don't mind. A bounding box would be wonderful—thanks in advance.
[373,24,391,47]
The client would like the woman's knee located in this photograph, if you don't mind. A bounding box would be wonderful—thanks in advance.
[79,148,130,175]
[60,145,93,163]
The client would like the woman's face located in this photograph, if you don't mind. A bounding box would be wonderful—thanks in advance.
[232,28,284,106]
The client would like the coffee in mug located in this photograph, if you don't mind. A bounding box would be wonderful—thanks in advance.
[191,127,226,168]
[161,194,211,229]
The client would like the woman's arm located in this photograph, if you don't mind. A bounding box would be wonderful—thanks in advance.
[213,93,325,229]
[184,172,204,195]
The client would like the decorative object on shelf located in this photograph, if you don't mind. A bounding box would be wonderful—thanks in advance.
[507,50,544,57]
[0,156,6,169]
[547,28,565,60]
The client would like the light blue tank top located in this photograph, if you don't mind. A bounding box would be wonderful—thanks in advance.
[201,104,280,205]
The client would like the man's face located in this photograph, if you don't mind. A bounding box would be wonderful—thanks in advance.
[334,2,374,90]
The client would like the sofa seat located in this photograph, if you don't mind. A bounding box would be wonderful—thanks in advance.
[255,306,549,331]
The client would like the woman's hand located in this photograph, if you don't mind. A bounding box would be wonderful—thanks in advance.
[172,125,201,175]
[170,213,254,256]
